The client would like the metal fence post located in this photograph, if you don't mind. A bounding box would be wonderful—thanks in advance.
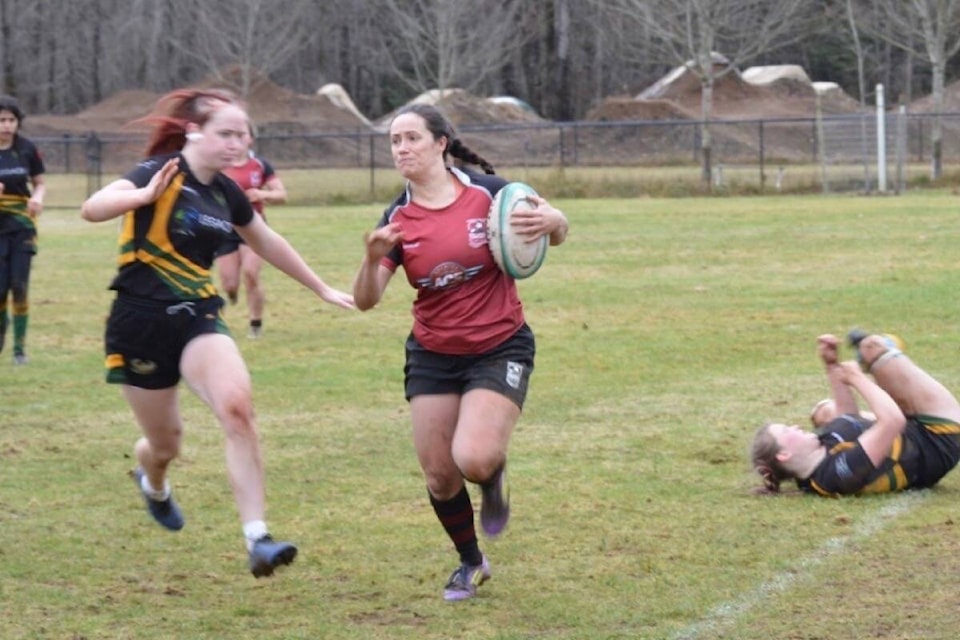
[84,132,102,196]
[758,120,765,192]
[369,133,375,198]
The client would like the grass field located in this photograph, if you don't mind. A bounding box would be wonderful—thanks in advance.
[4,189,960,639]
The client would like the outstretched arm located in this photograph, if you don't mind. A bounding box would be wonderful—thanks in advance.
[236,215,354,310]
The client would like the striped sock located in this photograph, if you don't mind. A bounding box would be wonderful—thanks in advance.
[429,485,482,566]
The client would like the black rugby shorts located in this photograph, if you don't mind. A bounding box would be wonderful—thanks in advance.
[104,295,229,389]
[403,323,536,408]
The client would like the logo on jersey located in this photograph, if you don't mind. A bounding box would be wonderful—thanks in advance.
[0,165,28,179]
[833,455,853,480]
[417,261,483,291]
[467,218,487,248]
[173,208,234,237]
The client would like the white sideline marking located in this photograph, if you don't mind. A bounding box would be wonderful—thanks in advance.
[670,492,924,640]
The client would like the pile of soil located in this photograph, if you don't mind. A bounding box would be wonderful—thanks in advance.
[21,62,923,170]
[586,97,695,121]
[587,64,865,123]
[438,93,544,126]
[28,66,372,136]
[27,90,160,135]
[905,78,960,113]
[27,61,867,137]
[193,65,369,131]
[373,88,545,131]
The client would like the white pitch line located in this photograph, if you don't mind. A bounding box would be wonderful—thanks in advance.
[670,492,925,640]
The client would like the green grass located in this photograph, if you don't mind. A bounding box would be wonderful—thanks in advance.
[4,191,960,638]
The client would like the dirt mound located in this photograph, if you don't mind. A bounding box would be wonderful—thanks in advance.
[906,78,960,113]
[612,62,864,121]
[815,83,865,114]
[27,66,372,136]
[192,65,371,131]
[77,89,162,122]
[375,88,545,130]
[585,97,695,121]
[27,89,160,134]
[669,71,808,118]
[575,62,866,166]
[443,93,544,126]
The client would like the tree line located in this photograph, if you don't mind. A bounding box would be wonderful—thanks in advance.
[2,0,959,121]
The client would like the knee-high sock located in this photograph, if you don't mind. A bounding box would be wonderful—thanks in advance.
[429,485,483,566]
[12,300,28,353]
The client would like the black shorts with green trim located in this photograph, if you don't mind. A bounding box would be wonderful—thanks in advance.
[403,323,536,408]
[104,294,230,389]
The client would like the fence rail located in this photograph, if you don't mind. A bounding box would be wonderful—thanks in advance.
[33,112,960,195]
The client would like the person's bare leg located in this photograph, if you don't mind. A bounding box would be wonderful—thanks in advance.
[181,332,296,576]
[859,334,960,422]
[124,385,183,491]
[216,251,240,304]
[180,333,264,523]
[239,245,264,332]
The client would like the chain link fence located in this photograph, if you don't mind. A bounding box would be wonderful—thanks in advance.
[34,112,960,197]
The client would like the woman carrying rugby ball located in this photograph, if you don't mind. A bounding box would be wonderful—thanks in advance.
[353,103,568,601]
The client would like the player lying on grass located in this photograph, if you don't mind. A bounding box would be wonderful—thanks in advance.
[751,331,960,496]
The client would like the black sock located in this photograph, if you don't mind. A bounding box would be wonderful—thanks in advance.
[250,319,262,328]
[429,485,482,566]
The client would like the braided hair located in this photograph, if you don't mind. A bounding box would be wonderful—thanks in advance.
[394,103,496,175]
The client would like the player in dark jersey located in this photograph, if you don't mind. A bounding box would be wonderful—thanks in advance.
[353,103,569,601]
[80,88,354,578]
[751,331,960,497]
[0,95,46,365]
[215,123,287,338]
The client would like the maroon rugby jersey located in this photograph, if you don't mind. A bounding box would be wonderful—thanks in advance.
[378,168,524,355]
[222,153,275,216]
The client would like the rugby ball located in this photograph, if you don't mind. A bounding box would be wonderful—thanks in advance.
[487,182,548,279]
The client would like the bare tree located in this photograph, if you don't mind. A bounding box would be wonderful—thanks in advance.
[319,3,396,118]
[601,0,811,186]
[843,0,868,107]
[164,0,320,98]
[0,0,12,94]
[0,0,921,134]
[852,0,960,179]
[373,0,528,98]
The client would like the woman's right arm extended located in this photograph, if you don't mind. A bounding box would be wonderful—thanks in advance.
[80,158,179,222]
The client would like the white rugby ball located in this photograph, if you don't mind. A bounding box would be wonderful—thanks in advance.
[487,182,548,279]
